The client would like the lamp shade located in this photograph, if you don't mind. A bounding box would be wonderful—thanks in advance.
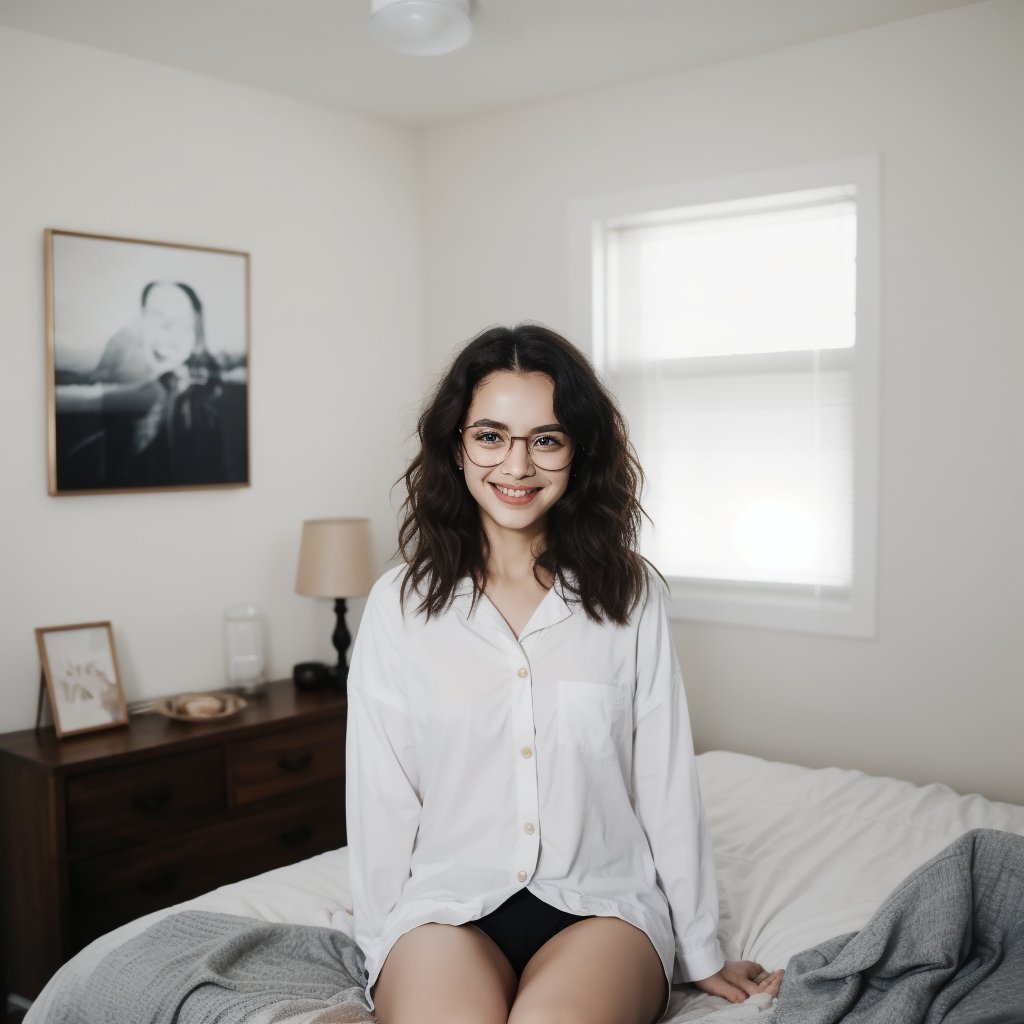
[370,0,472,57]
[295,518,376,599]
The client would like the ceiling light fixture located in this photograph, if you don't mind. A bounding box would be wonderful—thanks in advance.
[370,0,472,57]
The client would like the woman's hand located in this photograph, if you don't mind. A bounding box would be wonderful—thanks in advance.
[693,961,785,1003]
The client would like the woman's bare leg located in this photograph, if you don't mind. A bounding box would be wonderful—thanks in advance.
[508,917,667,1024]
[373,923,517,1024]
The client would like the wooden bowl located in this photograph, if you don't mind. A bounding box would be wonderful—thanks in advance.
[155,691,247,722]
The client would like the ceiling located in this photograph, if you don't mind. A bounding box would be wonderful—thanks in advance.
[0,0,987,126]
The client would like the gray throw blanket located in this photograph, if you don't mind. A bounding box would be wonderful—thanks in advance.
[772,828,1024,1024]
[51,910,374,1024]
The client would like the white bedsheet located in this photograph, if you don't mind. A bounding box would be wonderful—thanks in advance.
[26,751,1024,1024]
[698,750,1024,974]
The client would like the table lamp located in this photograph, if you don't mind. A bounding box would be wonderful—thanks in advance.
[294,517,376,692]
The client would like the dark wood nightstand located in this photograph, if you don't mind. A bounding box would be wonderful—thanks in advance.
[0,679,346,1005]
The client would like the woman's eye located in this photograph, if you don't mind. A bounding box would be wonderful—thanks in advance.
[533,434,563,449]
[474,431,505,445]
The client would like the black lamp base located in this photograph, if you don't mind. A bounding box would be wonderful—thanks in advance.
[330,597,353,694]
[294,598,353,694]
[326,662,349,693]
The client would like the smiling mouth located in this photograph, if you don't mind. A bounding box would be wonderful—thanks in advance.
[490,483,541,504]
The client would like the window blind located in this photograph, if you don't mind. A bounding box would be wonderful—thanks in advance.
[604,190,857,588]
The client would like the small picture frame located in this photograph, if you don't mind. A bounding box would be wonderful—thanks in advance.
[34,622,130,738]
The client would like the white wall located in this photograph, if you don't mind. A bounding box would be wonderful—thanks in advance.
[418,0,1024,802]
[0,26,423,733]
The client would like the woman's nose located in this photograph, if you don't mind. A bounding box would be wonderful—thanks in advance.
[501,437,536,477]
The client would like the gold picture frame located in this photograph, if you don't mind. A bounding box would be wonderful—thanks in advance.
[34,622,130,738]
[45,228,251,495]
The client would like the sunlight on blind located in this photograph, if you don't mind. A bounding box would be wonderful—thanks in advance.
[605,191,857,587]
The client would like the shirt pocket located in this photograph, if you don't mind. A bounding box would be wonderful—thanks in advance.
[556,680,628,761]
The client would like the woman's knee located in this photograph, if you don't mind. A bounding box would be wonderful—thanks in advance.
[508,916,665,1024]
[380,1012,507,1024]
[373,923,515,1024]
[508,1004,590,1024]
[377,988,510,1024]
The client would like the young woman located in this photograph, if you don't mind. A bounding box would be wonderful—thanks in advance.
[346,324,783,1024]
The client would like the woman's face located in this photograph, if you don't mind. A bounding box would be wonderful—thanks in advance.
[459,371,572,544]
[141,284,197,371]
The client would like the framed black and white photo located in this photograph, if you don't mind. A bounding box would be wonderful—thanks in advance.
[35,622,130,738]
[45,229,250,495]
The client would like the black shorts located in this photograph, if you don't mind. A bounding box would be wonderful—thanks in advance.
[467,889,592,976]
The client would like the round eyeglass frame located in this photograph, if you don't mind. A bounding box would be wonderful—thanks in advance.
[458,426,575,472]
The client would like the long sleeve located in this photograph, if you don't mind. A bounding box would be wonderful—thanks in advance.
[631,579,725,984]
[345,574,422,961]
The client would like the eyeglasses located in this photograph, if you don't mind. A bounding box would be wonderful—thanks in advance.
[459,424,575,471]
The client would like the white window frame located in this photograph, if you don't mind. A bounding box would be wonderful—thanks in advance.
[568,159,880,638]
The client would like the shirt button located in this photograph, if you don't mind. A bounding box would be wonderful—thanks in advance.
[520,746,533,759]
[517,667,528,678]
[524,822,536,835]
[517,870,528,883]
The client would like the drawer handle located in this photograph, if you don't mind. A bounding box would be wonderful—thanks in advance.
[277,753,313,773]
[132,787,173,812]
[279,825,313,847]
[138,869,179,895]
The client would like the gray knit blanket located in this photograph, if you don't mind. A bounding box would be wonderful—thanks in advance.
[771,828,1024,1023]
[47,910,374,1024]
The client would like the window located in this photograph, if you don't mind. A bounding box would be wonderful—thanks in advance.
[569,160,879,636]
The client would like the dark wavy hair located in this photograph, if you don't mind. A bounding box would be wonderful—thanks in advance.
[397,323,650,624]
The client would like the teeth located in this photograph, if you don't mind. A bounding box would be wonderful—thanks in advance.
[495,485,537,498]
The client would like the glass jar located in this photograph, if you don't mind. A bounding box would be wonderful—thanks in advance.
[223,604,267,695]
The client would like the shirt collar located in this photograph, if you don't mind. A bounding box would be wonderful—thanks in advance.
[453,570,576,639]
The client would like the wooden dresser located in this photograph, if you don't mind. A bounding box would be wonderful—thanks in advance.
[0,679,347,1004]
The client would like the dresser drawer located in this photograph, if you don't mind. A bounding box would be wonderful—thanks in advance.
[229,719,344,806]
[69,790,345,949]
[65,748,225,852]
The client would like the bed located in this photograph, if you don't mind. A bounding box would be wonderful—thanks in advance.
[25,750,1024,1023]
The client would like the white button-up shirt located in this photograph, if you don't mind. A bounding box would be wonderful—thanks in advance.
[345,565,725,1003]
